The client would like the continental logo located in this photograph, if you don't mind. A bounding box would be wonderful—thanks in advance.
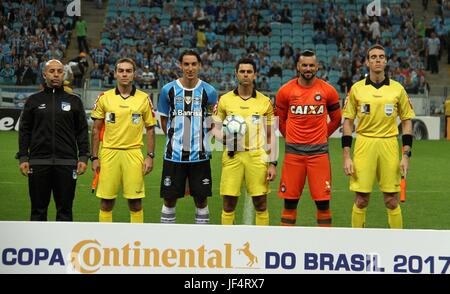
[290,105,324,115]
[70,240,261,273]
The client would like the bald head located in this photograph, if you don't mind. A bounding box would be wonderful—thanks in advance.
[43,59,64,88]
[45,59,64,68]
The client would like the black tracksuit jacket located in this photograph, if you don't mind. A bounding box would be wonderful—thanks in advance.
[17,85,89,166]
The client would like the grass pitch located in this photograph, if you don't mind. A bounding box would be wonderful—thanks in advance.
[1,131,449,229]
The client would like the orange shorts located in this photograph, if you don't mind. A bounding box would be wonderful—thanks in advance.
[278,153,331,201]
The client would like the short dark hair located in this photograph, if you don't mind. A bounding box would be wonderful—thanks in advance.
[115,58,136,72]
[178,49,202,64]
[235,57,257,73]
[367,44,385,59]
[297,49,315,62]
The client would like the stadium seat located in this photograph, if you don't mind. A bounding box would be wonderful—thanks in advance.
[89,79,102,88]
[315,44,326,51]
[271,56,282,63]
[281,28,293,37]
[269,81,281,92]
[326,44,338,52]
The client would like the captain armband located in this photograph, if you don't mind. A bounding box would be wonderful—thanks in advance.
[341,135,353,148]
[402,134,413,148]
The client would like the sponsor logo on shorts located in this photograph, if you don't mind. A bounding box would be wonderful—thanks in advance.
[325,181,331,192]
[164,176,171,187]
[202,178,210,185]
[280,183,286,193]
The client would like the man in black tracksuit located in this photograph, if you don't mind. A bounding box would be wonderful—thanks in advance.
[17,59,89,221]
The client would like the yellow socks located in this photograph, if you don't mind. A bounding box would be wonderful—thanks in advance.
[255,210,269,226]
[99,210,112,222]
[221,210,235,225]
[352,204,366,228]
[387,205,403,229]
[130,210,144,223]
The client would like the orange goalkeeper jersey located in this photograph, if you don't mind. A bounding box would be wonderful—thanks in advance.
[275,78,340,145]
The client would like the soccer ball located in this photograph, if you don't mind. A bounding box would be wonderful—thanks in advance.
[223,114,247,136]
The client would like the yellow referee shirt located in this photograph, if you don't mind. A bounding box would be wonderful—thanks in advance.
[91,86,156,149]
[343,77,415,138]
[214,88,274,150]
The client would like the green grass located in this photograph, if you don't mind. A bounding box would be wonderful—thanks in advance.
[1,131,449,229]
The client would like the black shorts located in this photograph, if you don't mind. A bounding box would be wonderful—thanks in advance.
[160,159,212,200]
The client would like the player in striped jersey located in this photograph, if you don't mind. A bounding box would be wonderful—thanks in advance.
[157,50,218,224]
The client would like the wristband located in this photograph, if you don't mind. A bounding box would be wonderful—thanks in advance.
[341,135,352,148]
[402,134,413,147]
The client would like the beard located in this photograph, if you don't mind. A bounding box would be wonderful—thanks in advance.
[300,71,316,81]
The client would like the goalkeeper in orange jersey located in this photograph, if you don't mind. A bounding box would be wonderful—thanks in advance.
[275,50,341,227]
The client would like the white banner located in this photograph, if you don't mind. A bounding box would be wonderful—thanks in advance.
[1,222,449,274]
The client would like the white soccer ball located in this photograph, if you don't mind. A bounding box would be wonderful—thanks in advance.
[223,114,247,136]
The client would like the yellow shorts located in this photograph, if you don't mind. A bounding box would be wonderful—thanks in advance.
[96,148,145,199]
[350,135,400,193]
[220,149,269,197]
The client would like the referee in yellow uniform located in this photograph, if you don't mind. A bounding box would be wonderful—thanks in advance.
[213,57,277,225]
[342,44,415,229]
[91,58,156,223]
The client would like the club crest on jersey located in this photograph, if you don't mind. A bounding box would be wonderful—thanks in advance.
[384,104,394,116]
[61,102,71,111]
[314,94,322,101]
[290,105,324,115]
[185,95,192,104]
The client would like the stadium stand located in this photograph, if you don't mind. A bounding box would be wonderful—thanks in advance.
[0,0,448,97]
[0,0,73,86]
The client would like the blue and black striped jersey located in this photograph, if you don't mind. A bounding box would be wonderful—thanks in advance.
[158,79,218,162]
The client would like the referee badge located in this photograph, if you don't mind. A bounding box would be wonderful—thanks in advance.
[251,114,260,124]
[384,104,394,116]
[131,113,141,124]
